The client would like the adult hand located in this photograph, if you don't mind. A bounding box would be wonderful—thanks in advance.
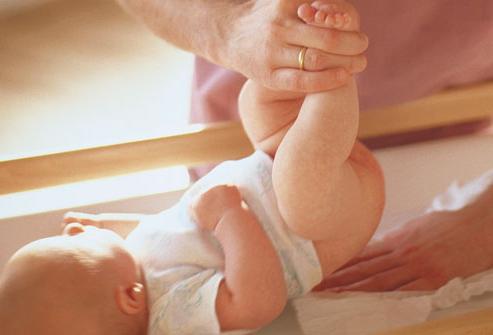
[315,206,493,292]
[223,0,368,92]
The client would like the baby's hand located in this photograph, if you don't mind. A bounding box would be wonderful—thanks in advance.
[298,1,360,32]
[190,185,243,231]
[62,211,103,229]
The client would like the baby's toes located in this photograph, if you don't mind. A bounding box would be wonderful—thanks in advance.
[329,12,350,29]
[297,3,318,24]
[298,1,359,32]
[297,3,345,29]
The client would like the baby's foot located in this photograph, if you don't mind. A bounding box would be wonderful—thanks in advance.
[298,1,359,32]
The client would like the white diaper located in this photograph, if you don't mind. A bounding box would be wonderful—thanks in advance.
[126,151,322,335]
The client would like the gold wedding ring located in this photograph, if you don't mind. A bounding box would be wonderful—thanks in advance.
[298,47,308,71]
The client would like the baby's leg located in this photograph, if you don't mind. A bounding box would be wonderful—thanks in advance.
[239,80,303,157]
[239,2,360,156]
[273,1,384,275]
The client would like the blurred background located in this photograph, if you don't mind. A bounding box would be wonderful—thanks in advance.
[0,0,194,161]
[0,0,196,216]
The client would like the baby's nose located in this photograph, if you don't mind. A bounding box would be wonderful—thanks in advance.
[63,222,85,236]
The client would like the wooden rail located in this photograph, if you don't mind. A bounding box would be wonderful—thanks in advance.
[359,81,493,138]
[0,123,254,195]
[1,81,492,195]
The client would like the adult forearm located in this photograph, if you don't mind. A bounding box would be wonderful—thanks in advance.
[116,0,245,65]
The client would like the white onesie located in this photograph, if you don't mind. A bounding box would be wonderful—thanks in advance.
[126,151,323,335]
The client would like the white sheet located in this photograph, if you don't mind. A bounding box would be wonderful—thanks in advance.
[294,270,493,335]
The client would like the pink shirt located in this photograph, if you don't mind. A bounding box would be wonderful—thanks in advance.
[191,1,493,121]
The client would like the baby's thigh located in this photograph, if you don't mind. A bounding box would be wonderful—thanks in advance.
[313,236,367,279]
[240,80,301,155]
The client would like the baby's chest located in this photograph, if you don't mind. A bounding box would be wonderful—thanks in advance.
[141,229,224,271]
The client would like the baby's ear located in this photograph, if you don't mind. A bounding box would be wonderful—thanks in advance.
[115,282,146,315]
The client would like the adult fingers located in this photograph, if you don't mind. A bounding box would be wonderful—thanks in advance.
[285,22,369,56]
[316,252,402,290]
[278,45,367,73]
[397,279,435,291]
[330,267,419,292]
[267,67,350,92]
[336,239,394,271]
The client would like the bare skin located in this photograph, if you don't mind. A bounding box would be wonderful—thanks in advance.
[116,0,368,92]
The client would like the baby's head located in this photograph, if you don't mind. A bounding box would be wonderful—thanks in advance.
[0,223,148,335]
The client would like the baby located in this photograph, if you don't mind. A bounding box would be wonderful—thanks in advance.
[0,2,384,334]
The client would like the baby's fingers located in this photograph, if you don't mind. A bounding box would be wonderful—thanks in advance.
[62,211,101,227]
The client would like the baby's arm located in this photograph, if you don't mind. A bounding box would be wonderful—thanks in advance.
[190,185,287,331]
[63,212,144,238]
